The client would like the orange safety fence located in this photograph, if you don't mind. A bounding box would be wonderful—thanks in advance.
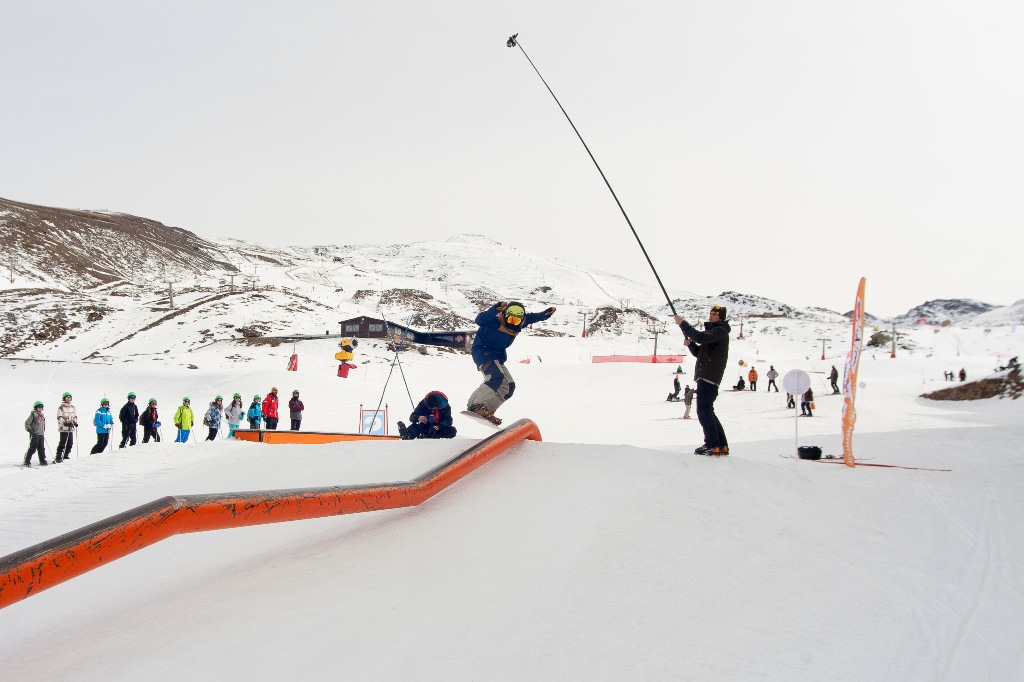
[0,418,542,610]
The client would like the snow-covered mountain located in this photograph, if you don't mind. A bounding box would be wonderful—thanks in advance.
[1,196,1019,362]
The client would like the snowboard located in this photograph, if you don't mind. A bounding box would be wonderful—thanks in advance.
[459,410,502,430]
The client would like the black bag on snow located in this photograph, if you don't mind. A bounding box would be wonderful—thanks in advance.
[798,445,823,460]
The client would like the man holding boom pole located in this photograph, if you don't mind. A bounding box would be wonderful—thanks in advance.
[675,305,731,456]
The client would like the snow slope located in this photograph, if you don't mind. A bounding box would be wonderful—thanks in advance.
[2,313,1023,680]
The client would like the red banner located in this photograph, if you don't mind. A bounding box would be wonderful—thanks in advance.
[592,355,686,364]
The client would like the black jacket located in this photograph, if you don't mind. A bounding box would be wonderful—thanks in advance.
[409,391,454,429]
[119,401,140,425]
[679,319,731,386]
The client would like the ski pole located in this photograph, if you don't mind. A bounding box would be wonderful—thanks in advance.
[507,33,676,315]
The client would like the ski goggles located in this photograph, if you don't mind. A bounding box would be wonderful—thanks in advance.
[505,314,523,326]
[710,306,725,316]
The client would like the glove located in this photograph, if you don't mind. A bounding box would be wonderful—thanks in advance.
[543,307,556,318]
[155,422,161,428]
[496,301,507,311]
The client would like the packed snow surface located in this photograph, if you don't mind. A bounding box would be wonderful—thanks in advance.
[2,318,1023,681]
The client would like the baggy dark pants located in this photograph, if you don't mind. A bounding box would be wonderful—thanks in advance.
[696,380,728,450]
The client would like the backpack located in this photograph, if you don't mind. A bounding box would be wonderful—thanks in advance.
[798,446,823,460]
[203,416,210,426]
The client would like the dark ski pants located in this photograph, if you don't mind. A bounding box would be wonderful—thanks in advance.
[24,435,47,465]
[749,381,757,391]
[767,379,778,392]
[696,380,728,450]
[831,380,840,394]
[142,426,160,443]
[265,417,279,430]
[407,423,457,439]
[290,419,301,430]
[247,420,261,430]
[56,431,75,458]
[90,433,110,454]
[119,424,138,448]
[206,428,218,441]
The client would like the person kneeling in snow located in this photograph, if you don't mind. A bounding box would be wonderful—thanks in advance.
[398,391,457,440]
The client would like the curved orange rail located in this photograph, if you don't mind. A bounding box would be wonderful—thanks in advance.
[0,419,541,610]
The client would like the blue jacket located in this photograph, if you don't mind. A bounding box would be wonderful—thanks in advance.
[205,404,223,429]
[247,401,263,425]
[471,303,549,366]
[93,406,114,434]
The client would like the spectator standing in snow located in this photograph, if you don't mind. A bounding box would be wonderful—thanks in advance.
[118,392,140,448]
[55,392,78,462]
[224,394,244,437]
[467,301,556,425]
[398,391,457,440]
[959,368,967,382]
[682,384,694,419]
[288,390,304,430]
[174,397,194,443]
[91,398,114,453]
[748,367,758,391]
[263,388,280,430]
[829,365,840,394]
[801,388,814,416]
[24,401,48,467]
[675,305,731,456]
[247,395,263,429]
[766,365,780,392]
[204,396,224,441]
[140,398,161,443]
[786,392,796,409]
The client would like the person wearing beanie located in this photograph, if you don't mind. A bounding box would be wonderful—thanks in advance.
[24,401,48,467]
[55,392,79,462]
[288,390,304,431]
[262,388,280,430]
[398,391,457,440]
[674,304,731,456]
[118,392,140,448]
[91,398,114,454]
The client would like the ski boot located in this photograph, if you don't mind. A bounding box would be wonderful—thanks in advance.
[468,404,502,426]
[397,421,415,440]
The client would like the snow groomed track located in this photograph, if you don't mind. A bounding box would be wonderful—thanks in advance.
[0,419,542,609]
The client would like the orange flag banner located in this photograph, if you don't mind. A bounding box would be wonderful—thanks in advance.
[841,278,867,467]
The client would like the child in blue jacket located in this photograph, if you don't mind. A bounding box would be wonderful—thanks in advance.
[90,398,115,454]
[247,395,263,429]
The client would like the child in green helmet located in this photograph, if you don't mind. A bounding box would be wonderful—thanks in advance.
[55,392,78,462]
[224,394,245,437]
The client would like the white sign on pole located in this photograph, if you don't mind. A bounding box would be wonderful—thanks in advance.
[782,369,811,456]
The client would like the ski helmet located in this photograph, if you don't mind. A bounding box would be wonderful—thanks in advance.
[62,392,72,400]
[253,394,261,400]
[504,303,526,326]
[101,398,110,405]
[233,393,241,398]
[148,398,157,405]
[182,397,190,403]
[215,395,223,401]
[34,401,44,408]
[128,392,136,399]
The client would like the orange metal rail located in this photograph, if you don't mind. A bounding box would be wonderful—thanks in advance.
[0,419,541,610]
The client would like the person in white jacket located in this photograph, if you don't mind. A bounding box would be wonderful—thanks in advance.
[55,392,79,462]
[224,394,245,438]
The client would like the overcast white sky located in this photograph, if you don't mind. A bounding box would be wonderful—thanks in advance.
[3,1,1022,317]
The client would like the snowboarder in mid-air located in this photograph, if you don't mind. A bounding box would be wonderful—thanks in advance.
[466,301,555,425]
